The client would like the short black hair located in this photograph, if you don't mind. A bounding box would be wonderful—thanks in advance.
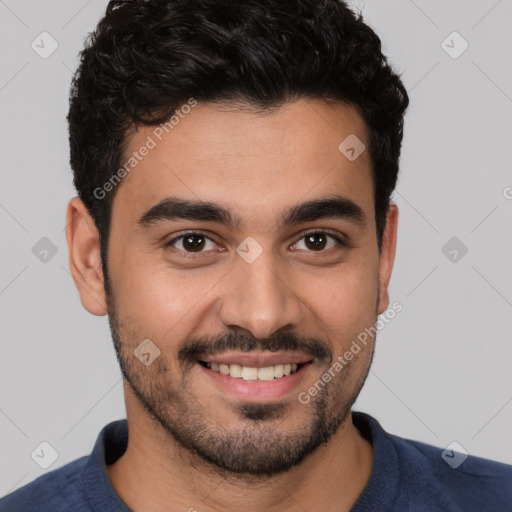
[68,0,409,285]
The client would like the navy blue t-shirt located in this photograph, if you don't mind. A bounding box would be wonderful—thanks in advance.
[1,412,511,511]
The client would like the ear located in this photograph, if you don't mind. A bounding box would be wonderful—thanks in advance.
[65,197,108,316]
[377,203,399,315]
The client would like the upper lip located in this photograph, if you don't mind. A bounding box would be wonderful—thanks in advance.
[198,351,313,367]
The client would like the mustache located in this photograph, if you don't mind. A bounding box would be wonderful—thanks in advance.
[178,331,332,364]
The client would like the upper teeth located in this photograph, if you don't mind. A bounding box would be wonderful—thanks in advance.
[205,362,299,380]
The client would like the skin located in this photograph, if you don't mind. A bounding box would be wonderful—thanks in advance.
[66,98,398,512]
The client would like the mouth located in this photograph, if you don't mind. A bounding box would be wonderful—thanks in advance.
[196,358,314,402]
[198,360,307,380]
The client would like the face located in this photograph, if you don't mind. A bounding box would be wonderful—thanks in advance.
[69,98,397,477]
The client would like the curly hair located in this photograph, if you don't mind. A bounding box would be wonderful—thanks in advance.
[67,0,409,280]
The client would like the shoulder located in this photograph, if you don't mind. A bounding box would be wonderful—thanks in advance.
[353,412,512,512]
[392,431,512,511]
[0,419,128,512]
[0,457,90,512]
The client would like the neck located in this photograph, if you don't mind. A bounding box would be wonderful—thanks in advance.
[107,390,373,512]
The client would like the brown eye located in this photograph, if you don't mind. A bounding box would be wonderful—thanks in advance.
[166,233,217,254]
[293,231,344,252]
[182,234,206,252]
[304,233,328,251]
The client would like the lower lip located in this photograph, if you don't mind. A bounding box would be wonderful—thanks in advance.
[197,362,312,402]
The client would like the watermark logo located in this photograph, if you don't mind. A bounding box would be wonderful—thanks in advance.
[441,236,468,263]
[32,237,58,263]
[441,441,469,469]
[441,31,469,60]
[338,134,366,162]
[236,237,264,264]
[31,32,59,59]
[31,441,59,469]
[134,339,161,366]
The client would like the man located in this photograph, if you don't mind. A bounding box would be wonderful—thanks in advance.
[1,0,510,511]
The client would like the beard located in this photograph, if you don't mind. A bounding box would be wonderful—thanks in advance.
[105,282,375,480]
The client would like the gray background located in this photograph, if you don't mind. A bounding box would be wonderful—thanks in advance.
[1,0,511,495]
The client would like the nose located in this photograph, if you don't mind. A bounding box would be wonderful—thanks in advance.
[217,250,304,340]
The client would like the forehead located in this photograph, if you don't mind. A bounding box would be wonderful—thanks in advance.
[111,98,374,230]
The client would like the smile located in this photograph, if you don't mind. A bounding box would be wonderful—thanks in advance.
[197,359,313,402]
[199,361,302,381]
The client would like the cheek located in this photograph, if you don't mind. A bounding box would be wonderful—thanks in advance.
[109,238,379,345]
[110,251,222,339]
[302,260,378,328]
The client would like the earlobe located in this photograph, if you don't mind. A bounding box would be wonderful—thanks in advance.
[377,203,399,315]
[65,197,108,316]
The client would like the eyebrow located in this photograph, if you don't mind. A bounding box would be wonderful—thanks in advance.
[136,194,367,231]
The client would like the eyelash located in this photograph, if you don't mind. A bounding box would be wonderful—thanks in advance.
[165,229,346,257]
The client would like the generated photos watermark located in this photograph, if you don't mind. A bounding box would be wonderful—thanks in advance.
[298,301,403,405]
[94,98,198,200]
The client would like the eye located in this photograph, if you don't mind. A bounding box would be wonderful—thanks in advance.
[166,232,218,255]
[292,230,345,252]
[165,230,345,257]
